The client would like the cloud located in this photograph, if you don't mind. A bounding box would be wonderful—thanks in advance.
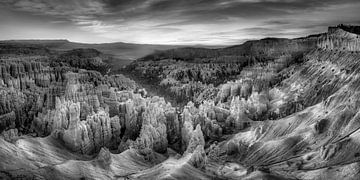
[0,0,359,44]
[10,0,105,16]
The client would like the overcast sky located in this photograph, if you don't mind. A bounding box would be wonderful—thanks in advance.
[0,0,359,45]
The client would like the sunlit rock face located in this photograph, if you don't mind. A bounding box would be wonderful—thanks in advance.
[0,56,137,134]
[2,25,360,180]
[204,29,360,179]
[318,25,360,51]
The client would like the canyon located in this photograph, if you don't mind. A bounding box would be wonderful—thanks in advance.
[0,24,360,180]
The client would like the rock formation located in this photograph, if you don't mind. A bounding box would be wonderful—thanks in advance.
[1,25,360,180]
[318,25,360,51]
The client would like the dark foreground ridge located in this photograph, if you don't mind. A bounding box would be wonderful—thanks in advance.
[0,24,360,180]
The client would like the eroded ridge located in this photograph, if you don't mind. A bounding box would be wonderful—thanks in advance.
[1,25,360,180]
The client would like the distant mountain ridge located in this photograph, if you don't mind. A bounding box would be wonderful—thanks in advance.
[0,39,223,60]
[0,39,225,74]
[0,39,182,60]
[138,24,359,62]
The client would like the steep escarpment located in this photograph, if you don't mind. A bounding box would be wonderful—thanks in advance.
[202,29,360,179]
[207,50,360,179]
[318,25,360,51]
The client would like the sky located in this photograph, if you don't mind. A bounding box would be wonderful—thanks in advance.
[0,0,359,45]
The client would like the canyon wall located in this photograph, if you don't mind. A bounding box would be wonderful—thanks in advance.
[318,25,360,51]
[2,25,360,180]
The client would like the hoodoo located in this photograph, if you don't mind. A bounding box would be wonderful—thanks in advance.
[1,24,360,179]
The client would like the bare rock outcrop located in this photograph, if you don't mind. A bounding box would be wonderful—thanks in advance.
[318,25,360,51]
[132,97,169,153]
[3,25,360,180]
[56,101,121,154]
[0,128,19,142]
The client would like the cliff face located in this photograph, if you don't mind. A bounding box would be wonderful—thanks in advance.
[203,35,360,179]
[318,25,360,51]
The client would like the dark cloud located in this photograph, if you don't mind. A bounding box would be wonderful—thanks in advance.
[0,0,359,44]
[263,20,292,26]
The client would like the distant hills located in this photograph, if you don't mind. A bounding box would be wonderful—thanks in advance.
[0,39,182,60]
